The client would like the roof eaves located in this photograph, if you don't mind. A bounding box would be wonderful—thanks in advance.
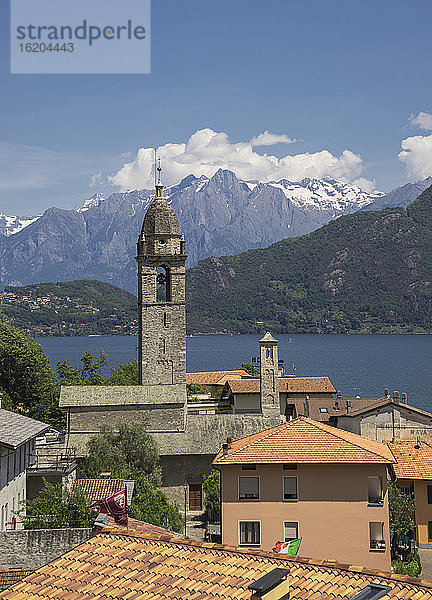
[98,530,432,589]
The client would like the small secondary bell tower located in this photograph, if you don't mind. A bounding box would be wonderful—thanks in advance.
[136,162,187,386]
[259,332,279,409]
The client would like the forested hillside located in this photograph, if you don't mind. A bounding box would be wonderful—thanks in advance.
[186,185,432,334]
[0,280,137,336]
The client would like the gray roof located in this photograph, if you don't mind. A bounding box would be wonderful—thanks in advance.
[59,384,186,407]
[0,409,51,449]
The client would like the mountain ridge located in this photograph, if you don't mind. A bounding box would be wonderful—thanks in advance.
[0,170,429,292]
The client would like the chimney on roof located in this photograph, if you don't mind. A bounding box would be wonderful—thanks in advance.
[248,567,290,600]
[393,390,400,403]
[336,390,342,400]
[303,395,309,417]
[345,399,352,413]
[227,436,233,449]
[415,435,421,449]
[222,443,229,456]
[401,392,407,404]
[384,388,390,398]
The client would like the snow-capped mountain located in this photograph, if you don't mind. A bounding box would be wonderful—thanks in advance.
[0,170,427,292]
[77,192,107,213]
[266,177,382,213]
[0,213,40,237]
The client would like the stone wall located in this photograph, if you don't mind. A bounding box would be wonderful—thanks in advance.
[0,528,93,569]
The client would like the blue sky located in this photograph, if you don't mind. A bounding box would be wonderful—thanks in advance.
[1,0,432,214]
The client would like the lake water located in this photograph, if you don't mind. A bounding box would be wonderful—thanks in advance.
[36,334,432,412]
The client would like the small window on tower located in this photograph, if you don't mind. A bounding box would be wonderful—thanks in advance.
[266,348,273,359]
[156,266,171,302]
[160,239,166,244]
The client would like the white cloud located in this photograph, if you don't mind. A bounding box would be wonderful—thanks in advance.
[352,177,376,193]
[110,128,369,191]
[399,134,432,181]
[409,111,432,131]
[250,131,296,146]
[90,171,103,187]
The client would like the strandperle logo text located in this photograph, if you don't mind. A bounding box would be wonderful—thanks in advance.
[15,20,146,46]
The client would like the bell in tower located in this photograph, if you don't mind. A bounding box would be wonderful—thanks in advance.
[136,161,187,386]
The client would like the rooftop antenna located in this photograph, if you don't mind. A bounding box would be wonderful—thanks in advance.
[154,148,157,188]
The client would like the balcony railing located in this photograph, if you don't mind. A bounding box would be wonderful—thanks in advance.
[27,450,76,473]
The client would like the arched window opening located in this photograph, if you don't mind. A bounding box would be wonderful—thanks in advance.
[266,348,273,359]
[156,266,171,302]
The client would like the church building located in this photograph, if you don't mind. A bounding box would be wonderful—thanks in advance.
[59,168,297,508]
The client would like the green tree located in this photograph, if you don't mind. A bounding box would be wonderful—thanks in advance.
[107,359,139,385]
[80,423,161,488]
[388,482,417,558]
[130,485,183,533]
[241,361,259,377]
[392,553,421,577]
[80,423,182,531]
[0,323,65,428]
[56,350,108,385]
[20,479,94,529]
[202,470,220,523]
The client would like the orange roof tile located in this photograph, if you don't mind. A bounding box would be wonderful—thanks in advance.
[0,530,431,599]
[226,377,336,394]
[186,370,250,385]
[75,478,125,502]
[0,570,34,592]
[386,440,432,480]
[213,416,394,465]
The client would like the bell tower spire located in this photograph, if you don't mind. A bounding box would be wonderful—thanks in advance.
[136,162,187,386]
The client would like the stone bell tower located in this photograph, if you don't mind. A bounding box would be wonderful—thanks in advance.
[259,332,279,409]
[136,163,187,386]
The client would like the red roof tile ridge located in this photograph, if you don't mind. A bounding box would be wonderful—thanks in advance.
[300,417,394,462]
[214,417,393,464]
[76,477,125,483]
[215,420,293,461]
[99,530,432,589]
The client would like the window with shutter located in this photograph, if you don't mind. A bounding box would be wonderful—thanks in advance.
[239,477,259,499]
[284,521,299,542]
[283,476,298,500]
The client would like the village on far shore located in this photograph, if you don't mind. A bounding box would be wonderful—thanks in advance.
[1,171,432,600]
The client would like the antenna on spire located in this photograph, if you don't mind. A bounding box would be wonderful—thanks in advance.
[154,148,157,188]
[157,157,162,184]
[155,156,164,198]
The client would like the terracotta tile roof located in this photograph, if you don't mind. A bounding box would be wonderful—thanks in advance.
[280,377,336,394]
[226,377,336,394]
[1,530,431,599]
[386,440,432,480]
[213,416,394,465]
[186,370,249,385]
[75,478,125,502]
[0,570,34,592]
